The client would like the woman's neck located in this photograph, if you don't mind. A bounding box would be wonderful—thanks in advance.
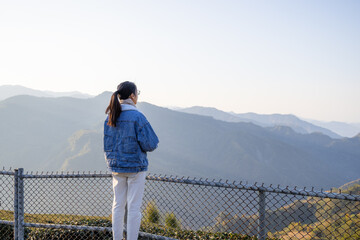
[120,98,136,107]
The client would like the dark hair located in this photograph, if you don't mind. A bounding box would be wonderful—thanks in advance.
[105,81,137,127]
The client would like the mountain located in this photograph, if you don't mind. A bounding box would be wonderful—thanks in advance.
[0,93,106,170]
[0,93,359,189]
[0,85,93,101]
[307,119,360,138]
[235,112,340,138]
[178,106,260,124]
[178,106,341,138]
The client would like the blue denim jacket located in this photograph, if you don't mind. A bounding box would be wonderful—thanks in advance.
[103,104,159,173]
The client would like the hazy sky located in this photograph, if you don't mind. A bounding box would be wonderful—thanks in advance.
[1,0,359,122]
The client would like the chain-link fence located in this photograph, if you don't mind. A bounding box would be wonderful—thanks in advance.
[0,169,15,240]
[1,167,359,240]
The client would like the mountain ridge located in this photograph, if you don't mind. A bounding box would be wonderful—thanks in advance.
[0,93,359,189]
[306,119,360,138]
[0,85,93,101]
[2,85,358,138]
[178,106,342,138]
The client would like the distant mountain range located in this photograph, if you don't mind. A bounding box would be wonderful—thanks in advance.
[0,91,359,189]
[2,84,359,138]
[306,119,360,138]
[0,85,93,101]
[177,106,360,138]
[177,106,342,138]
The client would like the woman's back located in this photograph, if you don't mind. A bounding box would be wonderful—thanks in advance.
[104,81,159,240]
[104,105,158,173]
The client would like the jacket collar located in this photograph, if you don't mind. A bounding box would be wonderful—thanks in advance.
[120,98,136,107]
[121,104,138,111]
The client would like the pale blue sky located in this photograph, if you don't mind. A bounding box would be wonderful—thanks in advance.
[1,0,359,122]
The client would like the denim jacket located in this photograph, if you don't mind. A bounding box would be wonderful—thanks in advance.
[103,104,159,173]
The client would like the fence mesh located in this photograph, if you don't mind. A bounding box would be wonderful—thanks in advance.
[0,171,15,240]
[24,176,113,225]
[0,169,359,239]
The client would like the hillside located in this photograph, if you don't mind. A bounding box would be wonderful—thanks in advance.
[214,182,360,238]
[339,178,360,191]
[0,93,359,189]
[0,94,106,170]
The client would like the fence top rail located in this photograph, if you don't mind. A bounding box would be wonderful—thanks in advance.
[22,172,112,178]
[146,175,360,202]
[0,169,15,175]
[1,168,360,201]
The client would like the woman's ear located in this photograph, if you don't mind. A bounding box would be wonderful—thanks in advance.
[129,93,137,104]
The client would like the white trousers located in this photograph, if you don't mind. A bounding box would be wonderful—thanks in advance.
[112,171,146,240]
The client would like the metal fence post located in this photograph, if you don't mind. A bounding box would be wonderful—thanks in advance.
[18,168,24,240]
[14,169,19,240]
[258,190,266,240]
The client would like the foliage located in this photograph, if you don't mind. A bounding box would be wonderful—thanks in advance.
[313,213,360,239]
[263,184,360,239]
[140,223,263,240]
[1,209,273,239]
[0,216,271,240]
[314,194,360,222]
[164,212,180,229]
[269,213,360,239]
[25,219,112,240]
[1,183,359,240]
[26,227,112,240]
[0,223,13,240]
[143,201,161,224]
[338,184,360,195]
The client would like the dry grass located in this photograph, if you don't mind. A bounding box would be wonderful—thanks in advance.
[0,210,110,225]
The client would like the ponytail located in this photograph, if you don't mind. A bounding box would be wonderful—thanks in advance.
[105,81,137,127]
[105,91,122,127]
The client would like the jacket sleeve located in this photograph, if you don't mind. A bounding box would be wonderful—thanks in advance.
[137,121,159,152]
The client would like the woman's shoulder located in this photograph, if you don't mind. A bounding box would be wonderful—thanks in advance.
[121,109,148,123]
[133,110,149,124]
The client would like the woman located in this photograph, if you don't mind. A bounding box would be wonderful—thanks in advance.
[104,81,159,240]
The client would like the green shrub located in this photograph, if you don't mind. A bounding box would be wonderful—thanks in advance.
[140,223,260,240]
[143,201,160,224]
[164,212,180,229]
[0,211,279,240]
[26,227,112,240]
[25,219,112,240]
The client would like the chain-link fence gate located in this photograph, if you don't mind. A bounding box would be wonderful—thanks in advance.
[1,167,359,240]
